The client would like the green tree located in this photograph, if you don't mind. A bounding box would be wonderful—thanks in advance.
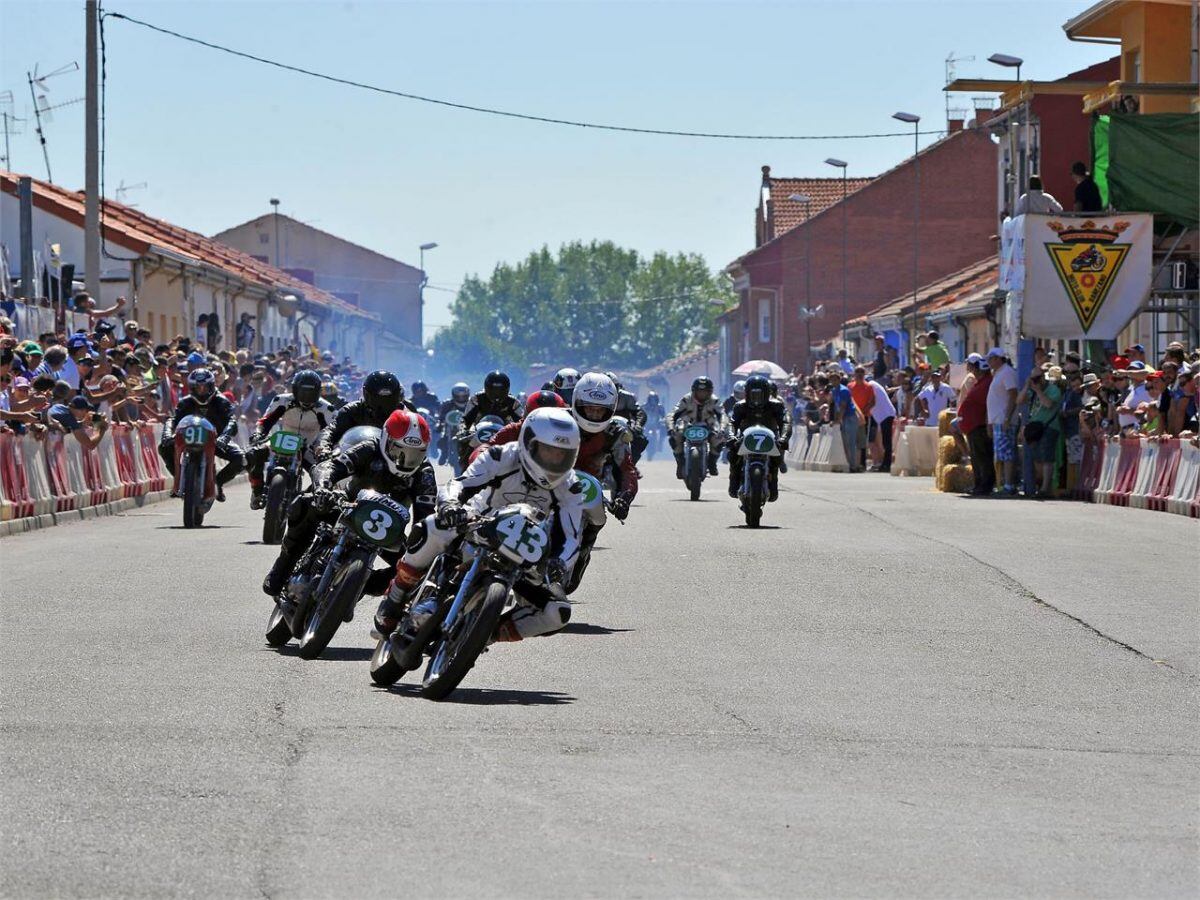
[432,241,731,375]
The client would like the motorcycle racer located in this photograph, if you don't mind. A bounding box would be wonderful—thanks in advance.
[262,408,437,598]
[457,371,522,468]
[667,376,724,478]
[158,368,244,501]
[375,407,584,644]
[552,367,581,406]
[727,375,789,501]
[246,370,333,510]
[312,370,411,460]
[436,382,471,465]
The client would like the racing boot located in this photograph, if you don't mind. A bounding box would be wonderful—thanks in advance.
[249,481,265,510]
[728,468,741,499]
[707,455,719,477]
[262,551,295,597]
[371,562,423,638]
[674,453,685,479]
[768,474,780,502]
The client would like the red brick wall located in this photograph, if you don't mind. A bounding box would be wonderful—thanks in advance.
[1034,58,1120,207]
[734,128,999,372]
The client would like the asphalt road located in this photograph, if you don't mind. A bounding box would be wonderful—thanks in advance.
[2,460,1197,898]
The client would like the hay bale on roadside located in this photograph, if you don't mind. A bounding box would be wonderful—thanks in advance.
[937,408,956,437]
[939,463,974,493]
[937,435,964,468]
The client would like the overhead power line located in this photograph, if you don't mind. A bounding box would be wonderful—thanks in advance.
[105,10,946,142]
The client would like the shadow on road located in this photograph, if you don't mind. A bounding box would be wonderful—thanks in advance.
[725,524,787,530]
[383,684,576,705]
[667,498,721,503]
[155,524,238,530]
[561,622,634,636]
[270,644,374,662]
[242,540,264,545]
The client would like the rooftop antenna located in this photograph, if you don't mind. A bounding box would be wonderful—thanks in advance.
[115,179,147,206]
[0,91,26,170]
[944,52,975,128]
[26,60,79,183]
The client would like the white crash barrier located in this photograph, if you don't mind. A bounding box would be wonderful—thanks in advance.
[1127,441,1161,510]
[1167,441,1200,517]
[20,433,56,517]
[1092,439,1122,505]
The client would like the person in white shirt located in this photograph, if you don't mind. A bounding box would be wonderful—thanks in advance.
[986,349,1020,493]
[917,370,956,426]
[1115,362,1151,430]
[867,376,897,471]
[836,349,855,375]
[1013,175,1063,215]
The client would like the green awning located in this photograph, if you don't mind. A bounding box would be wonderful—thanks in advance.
[1092,113,1199,227]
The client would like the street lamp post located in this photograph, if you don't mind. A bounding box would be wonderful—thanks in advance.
[892,113,920,364]
[789,193,814,372]
[418,241,438,347]
[988,53,1028,202]
[269,198,280,268]
[824,158,849,351]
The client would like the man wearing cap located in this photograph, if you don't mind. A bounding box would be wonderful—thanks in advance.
[1124,344,1146,365]
[47,392,108,450]
[985,349,1019,494]
[1116,361,1151,430]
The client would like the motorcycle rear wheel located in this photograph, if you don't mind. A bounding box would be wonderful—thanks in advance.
[745,466,764,528]
[182,456,204,528]
[421,579,508,701]
[262,471,289,545]
[297,552,370,660]
[687,447,701,501]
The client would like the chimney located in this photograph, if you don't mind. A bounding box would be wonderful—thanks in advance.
[948,118,965,133]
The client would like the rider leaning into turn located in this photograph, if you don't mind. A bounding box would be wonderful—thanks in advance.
[158,367,244,501]
[262,408,438,600]
[667,376,724,478]
[246,370,333,510]
[375,407,585,644]
[726,375,789,502]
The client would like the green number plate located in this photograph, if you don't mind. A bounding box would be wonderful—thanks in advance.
[445,410,464,427]
[350,498,408,547]
[574,471,603,507]
[269,430,303,455]
[743,432,776,453]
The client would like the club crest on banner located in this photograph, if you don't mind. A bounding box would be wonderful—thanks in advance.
[1043,220,1132,331]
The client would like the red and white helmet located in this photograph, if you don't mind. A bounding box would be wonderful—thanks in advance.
[379,409,430,476]
[519,408,580,489]
[571,372,617,434]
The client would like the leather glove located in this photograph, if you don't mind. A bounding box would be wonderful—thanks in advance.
[435,502,468,529]
[312,488,340,513]
[610,497,630,521]
[545,557,566,584]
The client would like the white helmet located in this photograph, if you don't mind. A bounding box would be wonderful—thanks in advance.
[553,367,581,391]
[519,408,580,490]
[571,372,617,434]
[733,379,747,401]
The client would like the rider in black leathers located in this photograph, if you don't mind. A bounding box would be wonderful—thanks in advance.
[313,370,412,460]
[457,371,522,467]
[262,428,438,598]
[409,381,440,414]
[604,372,648,462]
[727,375,789,502]
[158,368,244,501]
[436,383,471,465]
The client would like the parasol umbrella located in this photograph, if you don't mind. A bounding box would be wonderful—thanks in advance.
[732,359,788,380]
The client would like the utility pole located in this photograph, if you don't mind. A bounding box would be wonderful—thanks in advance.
[27,72,52,182]
[84,0,101,299]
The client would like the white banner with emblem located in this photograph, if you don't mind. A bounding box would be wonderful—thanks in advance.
[1016,213,1153,340]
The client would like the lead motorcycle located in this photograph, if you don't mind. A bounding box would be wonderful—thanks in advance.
[678,422,712,501]
[265,488,410,659]
[173,414,217,528]
[736,425,780,528]
[369,502,554,700]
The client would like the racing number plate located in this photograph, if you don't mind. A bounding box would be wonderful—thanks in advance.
[269,430,303,455]
[684,424,710,442]
[493,512,549,564]
[574,470,603,508]
[445,410,464,427]
[350,496,410,547]
[743,431,776,453]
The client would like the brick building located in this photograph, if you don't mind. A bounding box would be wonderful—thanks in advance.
[721,126,1000,383]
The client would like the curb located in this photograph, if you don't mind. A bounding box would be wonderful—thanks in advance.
[0,475,249,538]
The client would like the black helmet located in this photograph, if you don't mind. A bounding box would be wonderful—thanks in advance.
[291,369,322,409]
[744,374,771,408]
[362,370,401,418]
[411,380,428,394]
[483,370,510,402]
[691,376,713,399]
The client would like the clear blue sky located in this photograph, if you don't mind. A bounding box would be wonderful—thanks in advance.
[1,1,1113,339]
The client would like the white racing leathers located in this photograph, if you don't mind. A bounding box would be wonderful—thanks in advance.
[255,394,334,463]
[667,395,724,454]
[390,442,585,639]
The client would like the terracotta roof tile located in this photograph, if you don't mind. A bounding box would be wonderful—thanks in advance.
[768,176,873,237]
[0,171,378,322]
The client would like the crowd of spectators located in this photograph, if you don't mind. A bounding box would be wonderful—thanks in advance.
[781,330,1200,497]
[0,296,364,454]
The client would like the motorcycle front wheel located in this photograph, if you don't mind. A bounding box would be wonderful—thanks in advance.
[265,603,292,647]
[745,466,764,528]
[182,455,205,528]
[421,579,508,701]
[687,446,702,501]
[297,551,370,660]
[262,471,289,545]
